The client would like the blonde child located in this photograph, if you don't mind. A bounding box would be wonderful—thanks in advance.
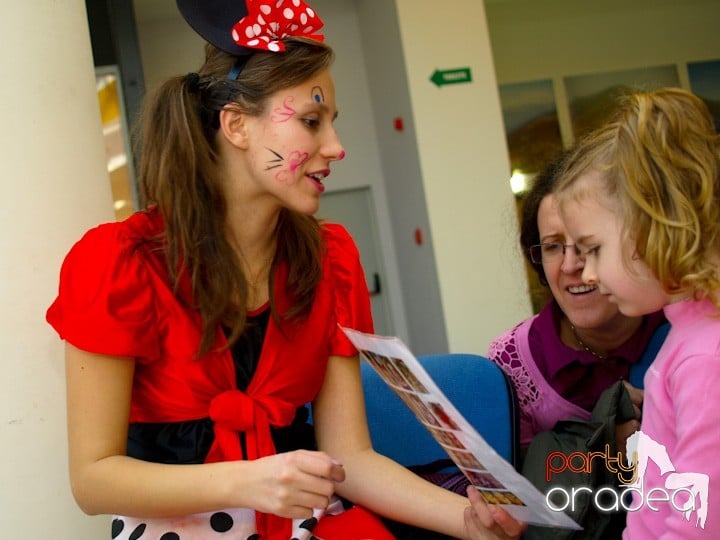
[553,87,720,538]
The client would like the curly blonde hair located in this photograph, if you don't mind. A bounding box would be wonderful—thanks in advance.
[555,87,720,307]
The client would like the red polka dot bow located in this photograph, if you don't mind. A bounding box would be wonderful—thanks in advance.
[231,0,325,52]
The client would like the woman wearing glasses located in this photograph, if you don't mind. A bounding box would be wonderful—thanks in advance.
[493,155,667,452]
[416,154,668,539]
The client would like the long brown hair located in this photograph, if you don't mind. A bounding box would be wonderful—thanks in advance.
[135,38,334,355]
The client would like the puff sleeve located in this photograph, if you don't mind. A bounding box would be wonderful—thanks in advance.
[46,223,160,360]
[322,223,374,357]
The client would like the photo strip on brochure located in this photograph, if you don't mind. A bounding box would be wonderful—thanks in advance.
[340,326,581,530]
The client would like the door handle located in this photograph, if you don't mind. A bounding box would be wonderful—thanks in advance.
[369,272,381,296]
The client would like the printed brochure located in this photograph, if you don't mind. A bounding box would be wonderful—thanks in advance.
[341,326,581,530]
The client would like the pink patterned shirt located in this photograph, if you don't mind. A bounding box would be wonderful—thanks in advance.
[488,302,665,447]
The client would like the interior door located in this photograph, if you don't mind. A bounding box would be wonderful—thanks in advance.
[318,187,393,336]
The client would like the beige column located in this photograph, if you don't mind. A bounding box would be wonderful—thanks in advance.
[0,1,112,537]
[395,0,532,352]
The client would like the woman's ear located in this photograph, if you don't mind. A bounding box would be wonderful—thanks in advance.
[218,106,249,149]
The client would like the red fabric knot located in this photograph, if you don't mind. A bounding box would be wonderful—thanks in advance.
[206,392,299,538]
[209,390,257,432]
[206,389,299,464]
[231,0,325,53]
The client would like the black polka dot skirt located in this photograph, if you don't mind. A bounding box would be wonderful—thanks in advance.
[110,498,346,539]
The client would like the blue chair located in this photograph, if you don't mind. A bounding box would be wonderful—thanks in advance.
[361,353,519,469]
[628,322,670,389]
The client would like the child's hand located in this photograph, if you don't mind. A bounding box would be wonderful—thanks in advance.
[464,486,526,539]
[622,380,644,419]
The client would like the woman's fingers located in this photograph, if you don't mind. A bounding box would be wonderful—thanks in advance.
[255,450,344,518]
[465,486,526,539]
[622,380,644,410]
[294,450,346,483]
[488,504,526,538]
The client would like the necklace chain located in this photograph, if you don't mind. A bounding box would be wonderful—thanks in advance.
[236,247,274,289]
[570,323,608,360]
[245,258,272,287]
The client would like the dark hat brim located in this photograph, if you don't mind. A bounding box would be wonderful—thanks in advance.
[176,0,252,56]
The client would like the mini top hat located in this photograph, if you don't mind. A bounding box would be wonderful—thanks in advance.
[176,0,324,57]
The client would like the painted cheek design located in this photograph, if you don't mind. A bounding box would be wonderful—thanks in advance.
[338,150,346,160]
[270,96,297,123]
[288,150,309,172]
[264,148,309,185]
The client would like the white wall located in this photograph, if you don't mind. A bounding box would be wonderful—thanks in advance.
[355,0,450,354]
[0,1,112,538]
[393,0,532,353]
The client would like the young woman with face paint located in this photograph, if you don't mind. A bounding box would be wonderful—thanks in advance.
[45,1,523,539]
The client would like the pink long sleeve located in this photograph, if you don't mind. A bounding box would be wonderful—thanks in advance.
[624,298,720,539]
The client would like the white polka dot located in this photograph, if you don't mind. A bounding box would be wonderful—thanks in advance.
[260,4,271,15]
[292,0,301,6]
[290,24,298,31]
[269,42,281,52]
[231,29,239,41]
[300,13,307,25]
[258,15,266,25]
[253,23,262,34]
[304,26,314,33]
[247,39,260,46]
[307,8,315,17]
[261,35,270,42]
[245,27,254,38]
[283,7,294,19]
[275,0,283,8]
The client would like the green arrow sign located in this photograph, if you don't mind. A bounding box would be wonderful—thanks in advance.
[430,67,472,88]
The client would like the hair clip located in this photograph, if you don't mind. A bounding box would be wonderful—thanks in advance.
[185,72,201,92]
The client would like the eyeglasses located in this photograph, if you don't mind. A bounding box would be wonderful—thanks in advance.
[529,243,580,264]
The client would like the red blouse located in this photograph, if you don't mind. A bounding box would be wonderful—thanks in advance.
[46,209,373,537]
